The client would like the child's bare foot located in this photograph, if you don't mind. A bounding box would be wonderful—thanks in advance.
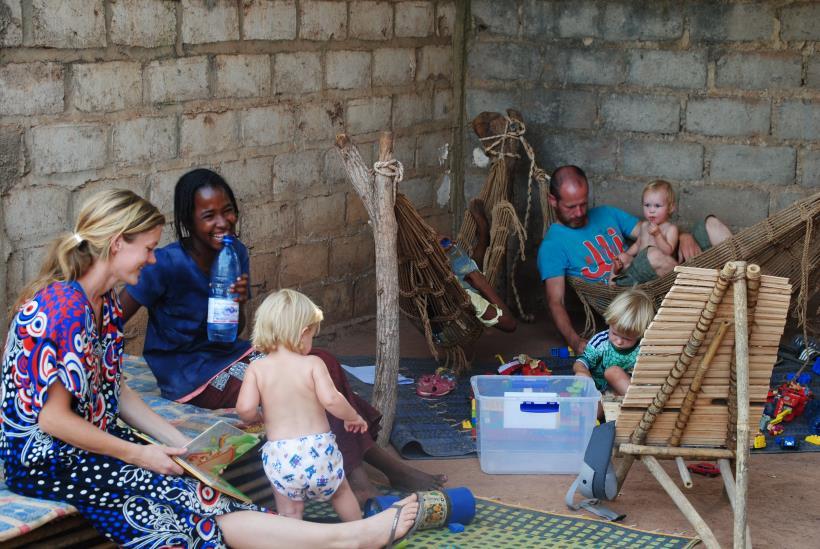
[361,493,419,549]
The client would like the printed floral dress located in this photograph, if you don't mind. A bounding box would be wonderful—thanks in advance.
[0,281,256,548]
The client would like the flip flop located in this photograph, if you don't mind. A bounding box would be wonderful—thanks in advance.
[384,501,421,548]
[415,374,455,398]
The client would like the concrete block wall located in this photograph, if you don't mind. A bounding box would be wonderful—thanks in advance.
[464,0,819,308]
[0,0,458,341]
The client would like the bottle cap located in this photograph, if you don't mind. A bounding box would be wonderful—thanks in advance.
[439,237,452,249]
[221,235,235,245]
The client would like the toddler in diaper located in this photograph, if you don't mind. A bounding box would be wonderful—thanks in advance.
[236,289,367,521]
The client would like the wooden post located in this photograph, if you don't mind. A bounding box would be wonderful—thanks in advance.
[619,444,734,460]
[641,456,721,549]
[335,132,401,446]
[719,459,752,549]
[731,261,750,549]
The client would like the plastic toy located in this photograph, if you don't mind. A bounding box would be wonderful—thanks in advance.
[551,347,572,358]
[364,487,476,533]
[804,435,820,446]
[497,354,551,376]
[753,433,767,449]
[687,462,720,477]
[813,356,820,376]
[776,436,799,450]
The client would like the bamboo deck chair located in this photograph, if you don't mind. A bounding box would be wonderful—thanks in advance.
[544,191,820,336]
[610,262,789,548]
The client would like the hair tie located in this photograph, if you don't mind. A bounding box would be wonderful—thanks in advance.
[73,233,83,245]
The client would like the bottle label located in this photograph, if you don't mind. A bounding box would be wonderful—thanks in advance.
[208,298,239,324]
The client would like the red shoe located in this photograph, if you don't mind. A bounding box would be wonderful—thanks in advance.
[415,374,456,398]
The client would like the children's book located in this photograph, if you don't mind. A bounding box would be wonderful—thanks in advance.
[126,420,261,504]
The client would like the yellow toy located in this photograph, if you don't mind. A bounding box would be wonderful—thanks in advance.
[805,435,820,446]
[753,433,767,449]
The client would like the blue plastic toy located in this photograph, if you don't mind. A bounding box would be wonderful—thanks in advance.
[813,356,820,376]
[364,487,476,533]
[551,347,570,358]
[776,436,800,450]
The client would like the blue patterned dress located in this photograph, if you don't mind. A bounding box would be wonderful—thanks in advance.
[0,281,256,547]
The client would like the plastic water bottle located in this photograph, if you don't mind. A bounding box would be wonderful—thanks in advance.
[207,235,241,342]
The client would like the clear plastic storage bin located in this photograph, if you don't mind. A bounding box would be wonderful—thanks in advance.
[470,375,599,474]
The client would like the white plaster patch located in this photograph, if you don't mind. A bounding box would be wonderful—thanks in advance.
[436,174,451,207]
[472,147,490,168]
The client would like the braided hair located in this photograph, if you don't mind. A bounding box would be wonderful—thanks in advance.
[173,169,239,245]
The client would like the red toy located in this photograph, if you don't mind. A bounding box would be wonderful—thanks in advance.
[687,462,720,478]
[497,354,552,376]
[766,380,813,423]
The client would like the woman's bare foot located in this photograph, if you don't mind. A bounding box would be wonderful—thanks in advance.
[361,493,419,549]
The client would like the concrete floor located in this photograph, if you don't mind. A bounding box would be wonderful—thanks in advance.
[317,312,820,548]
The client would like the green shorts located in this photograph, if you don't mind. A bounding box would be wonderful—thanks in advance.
[692,218,713,252]
[613,247,657,286]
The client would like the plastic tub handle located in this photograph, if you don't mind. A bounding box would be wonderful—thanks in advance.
[520,401,559,413]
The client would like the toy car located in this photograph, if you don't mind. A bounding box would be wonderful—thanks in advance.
[686,462,720,477]
[777,436,800,450]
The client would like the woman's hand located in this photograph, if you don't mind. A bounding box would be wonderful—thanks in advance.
[132,443,187,475]
[230,274,250,304]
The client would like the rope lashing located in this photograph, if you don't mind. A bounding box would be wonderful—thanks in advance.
[374,159,404,203]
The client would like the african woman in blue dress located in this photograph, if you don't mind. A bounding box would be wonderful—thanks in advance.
[0,189,418,547]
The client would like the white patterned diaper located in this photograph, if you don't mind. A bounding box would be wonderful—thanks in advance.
[261,432,345,502]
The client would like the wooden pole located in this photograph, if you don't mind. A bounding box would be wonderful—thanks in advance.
[675,457,694,489]
[731,261,750,549]
[669,321,733,446]
[719,459,752,549]
[616,262,737,487]
[336,132,401,446]
[619,444,734,460]
[641,456,721,549]
[727,264,760,447]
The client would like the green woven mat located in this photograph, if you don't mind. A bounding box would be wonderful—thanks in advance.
[304,497,697,548]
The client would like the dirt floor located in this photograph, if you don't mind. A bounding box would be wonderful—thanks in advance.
[317,312,820,548]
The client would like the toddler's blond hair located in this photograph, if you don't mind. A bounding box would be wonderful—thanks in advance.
[252,289,323,353]
[642,179,676,210]
[604,289,655,338]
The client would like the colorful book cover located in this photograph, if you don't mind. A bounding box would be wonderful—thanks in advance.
[127,420,260,504]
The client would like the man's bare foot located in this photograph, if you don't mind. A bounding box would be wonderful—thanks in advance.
[362,493,419,549]
[387,468,447,493]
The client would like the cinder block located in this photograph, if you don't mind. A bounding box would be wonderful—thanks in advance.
[416,130,452,168]
[353,272,377,316]
[592,180,646,218]
[274,52,322,94]
[627,50,707,89]
[148,166,214,217]
[241,105,297,147]
[781,4,820,41]
[564,49,627,86]
[298,102,341,142]
[392,91,431,128]
[242,0,297,40]
[4,186,70,245]
[32,124,107,175]
[313,281,354,325]
[418,45,452,81]
[622,140,703,180]
[468,42,537,81]
[388,136,416,169]
[31,0,105,48]
[214,54,271,98]
[774,100,820,140]
[373,48,416,86]
[688,3,773,42]
[111,0,176,47]
[678,185,769,229]
[401,176,435,209]
[0,62,64,116]
[771,189,811,214]
[800,149,820,188]
[179,111,238,157]
[520,88,596,130]
[296,193,348,238]
[73,61,142,112]
[0,127,24,190]
[145,57,209,103]
[472,0,519,36]
[71,176,149,216]
[710,144,795,185]
[436,1,457,37]
[181,0,239,44]
[808,58,820,89]
[242,201,295,251]
[273,149,324,198]
[330,231,375,276]
[112,117,176,165]
[603,3,683,41]
[350,1,393,40]
[434,89,454,121]
[557,1,600,38]
[326,51,371,90]
[280,241,328,286]
[601,94,679,134]
[0,0,22,46]
[395,1,434,37]
[220,156,274,202]
[465,89,519,119]
[716,53,802,90]
[686,98,769,137]
[347,97,392,135]
[540,133,618,174]
[299,0,347,40]
[346,192,369,225]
